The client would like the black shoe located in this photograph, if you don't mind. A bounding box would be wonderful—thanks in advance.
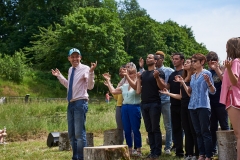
[151,155,160,159]
[170,146,176,152]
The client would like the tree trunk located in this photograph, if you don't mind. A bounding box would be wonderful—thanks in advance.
[59,131,70,151]
[104,129,123,145]
[216,130,237,160]
[59,132,94,151]
[84,145,130,160]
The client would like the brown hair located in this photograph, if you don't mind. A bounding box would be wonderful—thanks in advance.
[226,37,240,59]
[182,58,195,82]
[206,51,219,62]
[192,53,207,65]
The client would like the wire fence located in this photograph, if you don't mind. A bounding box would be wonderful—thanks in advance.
[0,96,102,105]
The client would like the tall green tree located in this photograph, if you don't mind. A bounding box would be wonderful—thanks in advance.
[25,7,130,82]
[161,20,208,57]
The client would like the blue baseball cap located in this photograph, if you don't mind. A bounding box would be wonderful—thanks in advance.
[68,48,81,56]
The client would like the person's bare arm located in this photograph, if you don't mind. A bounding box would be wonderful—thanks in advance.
[224,60,238,86]
[160,88,182,100]
[122,68,137,90]
[102,73,122,94]
[153,70,166,90]
[136,72,142,94]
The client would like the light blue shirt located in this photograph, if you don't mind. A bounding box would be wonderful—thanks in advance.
[188,69,216,109]
[159,65,174,101]
[120,84,141,104]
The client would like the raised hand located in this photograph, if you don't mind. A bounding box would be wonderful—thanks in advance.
[223,60,232,70]
[139,57,144,68]
[203,74,211,84]
[153,70,159,78]
[159,88,169,95]
[102,72,111,81]
[174,75,184,83]
[209,61,219,70]
[121,68,128,76]
[51,68,61,77]
[137,72,141,79]
[90,61,97,72]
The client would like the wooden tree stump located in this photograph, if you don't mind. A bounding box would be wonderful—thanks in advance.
[84,145,130,160]
[59,131,70,151]
[216,130,237,160]
[59,132,94,151]
[104,129,123,145]
[86,132,94,147]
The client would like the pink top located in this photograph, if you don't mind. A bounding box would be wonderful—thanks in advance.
[220,58,240,105]
[57,63,95,101]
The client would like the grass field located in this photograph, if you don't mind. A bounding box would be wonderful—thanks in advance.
[0,100,218,160]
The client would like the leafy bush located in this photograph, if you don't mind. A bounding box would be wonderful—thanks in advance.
[0,51,27,83]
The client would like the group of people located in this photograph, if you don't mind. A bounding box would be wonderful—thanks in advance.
[51,37,240,160]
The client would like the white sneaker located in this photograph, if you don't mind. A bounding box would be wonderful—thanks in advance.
[164,149,171,155]
[191,156,197,160]
[185,156,192,160]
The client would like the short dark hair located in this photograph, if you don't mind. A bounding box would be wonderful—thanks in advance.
[206,51,219,62]
[172,52,185,60]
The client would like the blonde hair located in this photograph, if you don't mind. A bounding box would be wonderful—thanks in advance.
[226,37,240,59]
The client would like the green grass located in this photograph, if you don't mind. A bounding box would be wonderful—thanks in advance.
[0,100,187,159]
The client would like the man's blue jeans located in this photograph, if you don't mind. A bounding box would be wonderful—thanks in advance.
[189,108,213,158]
[67,99,88,160]
[161,101,172,150]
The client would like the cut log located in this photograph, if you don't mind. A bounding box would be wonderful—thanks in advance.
[59,132,94,151]
[86,132,94,147]
[84,145,130,160]
[216,130,237,160]
[104,129,123,145]
[59,131,70,151]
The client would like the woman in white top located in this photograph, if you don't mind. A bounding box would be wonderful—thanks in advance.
[102,65,142,157]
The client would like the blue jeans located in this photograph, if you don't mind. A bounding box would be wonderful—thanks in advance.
[161,101,172,150]
[67,99,88,160]
[190,108,213,158]
[121,104,142,148]
[141,102,162,156]
[210,103,229,153]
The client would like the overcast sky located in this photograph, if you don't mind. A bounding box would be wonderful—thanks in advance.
[135,0,240,61]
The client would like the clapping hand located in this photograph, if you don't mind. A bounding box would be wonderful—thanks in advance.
[203,74,211,84]
[137,72,141,80]
[102,72,111,81]
[139,57,144,68]
[223,60,232,70]
[159,88,169,95]
[209,61,219,70]
[51,68,61,77]
[153,70,159,78]
[121,68,128,76]
[174,75,184,83]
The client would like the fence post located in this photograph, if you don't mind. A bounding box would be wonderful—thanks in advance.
[25,94,30,103]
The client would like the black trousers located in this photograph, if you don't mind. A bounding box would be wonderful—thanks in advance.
[181,106,199,156]
[171,105,184,156]
[141,102,162,156]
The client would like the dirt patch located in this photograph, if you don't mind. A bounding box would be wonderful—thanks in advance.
[2,86,19,96]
